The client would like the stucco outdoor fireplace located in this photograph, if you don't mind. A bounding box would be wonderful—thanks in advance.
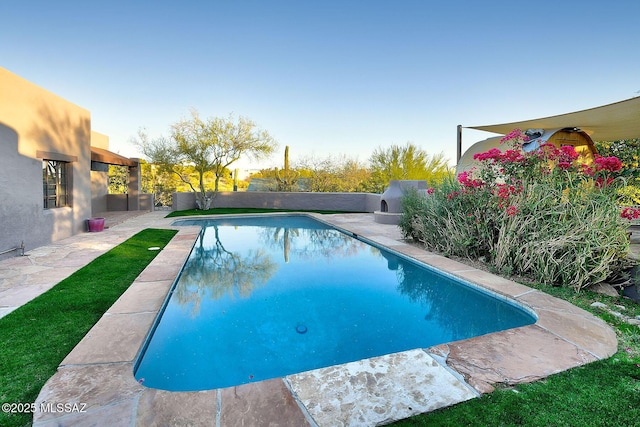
[374,180,427,225]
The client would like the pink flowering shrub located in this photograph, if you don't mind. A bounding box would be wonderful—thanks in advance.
[400,129,635,290]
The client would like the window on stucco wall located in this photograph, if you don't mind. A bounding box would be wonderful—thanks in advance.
[42,160,69,209]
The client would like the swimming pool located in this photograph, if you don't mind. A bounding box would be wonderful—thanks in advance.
[135,215,535,391]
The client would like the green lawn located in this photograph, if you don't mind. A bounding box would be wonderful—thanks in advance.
[0,228,177,427]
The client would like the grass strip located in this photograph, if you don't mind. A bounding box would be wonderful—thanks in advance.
[0,228,177,427]
[166,207,360,217]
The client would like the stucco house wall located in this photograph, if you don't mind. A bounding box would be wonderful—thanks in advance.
[0,68,93,258]
[91,168,109,213]
[90,131,110,213]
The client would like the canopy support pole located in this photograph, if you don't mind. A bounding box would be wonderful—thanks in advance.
[456,125,462,163]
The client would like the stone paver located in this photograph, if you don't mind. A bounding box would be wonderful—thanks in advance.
[287,349,477,427]
[61,312,157,365]
[136,388,218,427]
[518,291,617,359]
[220,379,312,427]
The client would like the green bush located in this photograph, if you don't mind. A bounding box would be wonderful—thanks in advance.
[400,130,636,291]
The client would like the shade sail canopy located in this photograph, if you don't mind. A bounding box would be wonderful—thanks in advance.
[467,97,640,141]
[91,146,138,167]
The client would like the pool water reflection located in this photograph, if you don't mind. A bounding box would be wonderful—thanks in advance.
[135,215,535,391]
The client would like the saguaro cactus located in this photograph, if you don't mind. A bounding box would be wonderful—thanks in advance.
[233,168,239,191]
[275,146,299,191]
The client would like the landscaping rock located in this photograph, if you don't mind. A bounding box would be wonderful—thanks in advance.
[588,282,619,297]
[590,301,640,327]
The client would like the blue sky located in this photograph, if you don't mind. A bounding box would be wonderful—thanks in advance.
[2,0,639,171]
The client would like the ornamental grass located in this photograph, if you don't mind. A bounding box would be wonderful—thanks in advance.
[400,129,637,291]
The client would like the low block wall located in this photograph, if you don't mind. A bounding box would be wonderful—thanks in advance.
[107,194,128,211]
[172,191,381,213]
[106,194,154,211]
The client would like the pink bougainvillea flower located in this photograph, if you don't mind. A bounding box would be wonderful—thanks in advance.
[473,147,502,162]
[458,170,485,188]
[446,191,459,199]
[499,129,530,144]
[506,205,519,216]
[496,185,510,199]
[494,184,520,200]
[557,161,572,170]
[594,156,623,172]
[559,145,579,161]
[498,149,525,163]
[457,170,470,182]
[580,164,595,176]
[595,176,615,188]
[621,207,640,220]
[536,143,561,161]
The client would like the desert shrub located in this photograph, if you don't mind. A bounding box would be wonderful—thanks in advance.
[401,130,637,291]
[617,184,640,206]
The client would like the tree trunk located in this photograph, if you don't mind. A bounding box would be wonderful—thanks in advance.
[195,169,213,210]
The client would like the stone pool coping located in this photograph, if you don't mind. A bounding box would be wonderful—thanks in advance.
[32,213,617,426]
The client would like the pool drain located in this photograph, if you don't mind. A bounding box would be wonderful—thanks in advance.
[296,324,308,334]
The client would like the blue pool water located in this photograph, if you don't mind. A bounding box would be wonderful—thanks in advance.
[135,215,535,391]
